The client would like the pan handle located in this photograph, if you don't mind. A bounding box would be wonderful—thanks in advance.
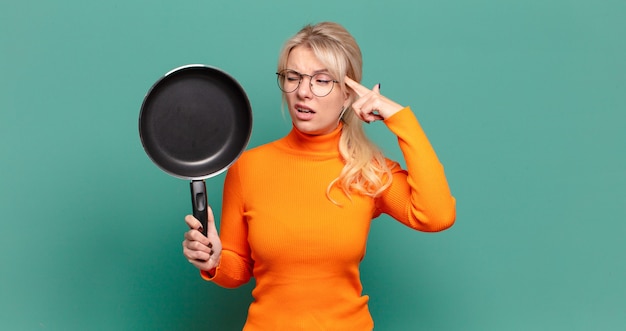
[190,180,208,236]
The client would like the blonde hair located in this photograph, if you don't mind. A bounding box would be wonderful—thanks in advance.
[277,22,394,201]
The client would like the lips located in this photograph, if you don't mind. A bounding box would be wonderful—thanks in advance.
[295,104,315,114]
[294,104,315,121]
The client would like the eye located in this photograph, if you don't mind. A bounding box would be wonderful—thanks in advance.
[285,71,301,82]
[314,74,333,85]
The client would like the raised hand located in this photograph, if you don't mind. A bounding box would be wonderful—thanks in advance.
[344,77,404,123]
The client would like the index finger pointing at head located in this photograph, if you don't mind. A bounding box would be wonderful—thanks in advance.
[344,76,371,97]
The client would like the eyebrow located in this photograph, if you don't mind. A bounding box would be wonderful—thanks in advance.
[312,69,330,75]
[286,68,331,75]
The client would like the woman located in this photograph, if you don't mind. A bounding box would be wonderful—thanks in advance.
[182,22,456,330]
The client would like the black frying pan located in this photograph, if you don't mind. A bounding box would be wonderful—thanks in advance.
[139,64,252,235]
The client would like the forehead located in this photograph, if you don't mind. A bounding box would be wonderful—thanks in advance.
[286,46,328,73]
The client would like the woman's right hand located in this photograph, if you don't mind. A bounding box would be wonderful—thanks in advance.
[182,206,222,273]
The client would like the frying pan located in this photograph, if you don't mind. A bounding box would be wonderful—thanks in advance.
[139,64,252,236]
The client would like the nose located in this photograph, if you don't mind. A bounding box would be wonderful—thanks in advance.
[295,75,313,99]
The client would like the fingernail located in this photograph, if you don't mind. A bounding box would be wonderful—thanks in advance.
[377,83,381,90]
[209,249,214,256]
[197,226,204,233]
[208,242,213,248]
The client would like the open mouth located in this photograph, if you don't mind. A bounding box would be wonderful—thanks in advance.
[293,103,316,121]
[296,104,316,114]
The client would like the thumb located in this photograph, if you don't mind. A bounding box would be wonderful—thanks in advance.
[373,83,381,94]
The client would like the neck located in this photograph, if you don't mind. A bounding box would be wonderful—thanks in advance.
[285,122,343,154]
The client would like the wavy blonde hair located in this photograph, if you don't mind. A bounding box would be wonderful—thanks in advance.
[277,22,394,201]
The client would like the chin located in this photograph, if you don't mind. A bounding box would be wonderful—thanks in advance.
[293,121,335,135]
[293,121,317,134]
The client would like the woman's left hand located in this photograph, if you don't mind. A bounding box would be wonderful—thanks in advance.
[345,76,404,123]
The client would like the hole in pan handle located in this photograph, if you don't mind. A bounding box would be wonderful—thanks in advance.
[191,180,208,236]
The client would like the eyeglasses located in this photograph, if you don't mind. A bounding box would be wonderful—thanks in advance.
[276,69,339,97]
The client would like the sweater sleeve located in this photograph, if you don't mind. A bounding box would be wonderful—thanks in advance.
[376,106,456,232]
[200,161,254,287]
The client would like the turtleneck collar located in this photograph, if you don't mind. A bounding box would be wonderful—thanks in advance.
[282,122,343,155]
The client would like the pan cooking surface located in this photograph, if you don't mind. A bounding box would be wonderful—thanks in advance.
[139,66,252,179]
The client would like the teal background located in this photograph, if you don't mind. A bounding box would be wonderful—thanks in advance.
[1,0,625,330]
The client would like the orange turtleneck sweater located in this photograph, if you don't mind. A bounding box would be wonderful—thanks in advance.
[201,106,455,330]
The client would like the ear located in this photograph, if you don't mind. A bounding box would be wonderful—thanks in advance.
[342,84,353,110]
[342,99,352,113]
